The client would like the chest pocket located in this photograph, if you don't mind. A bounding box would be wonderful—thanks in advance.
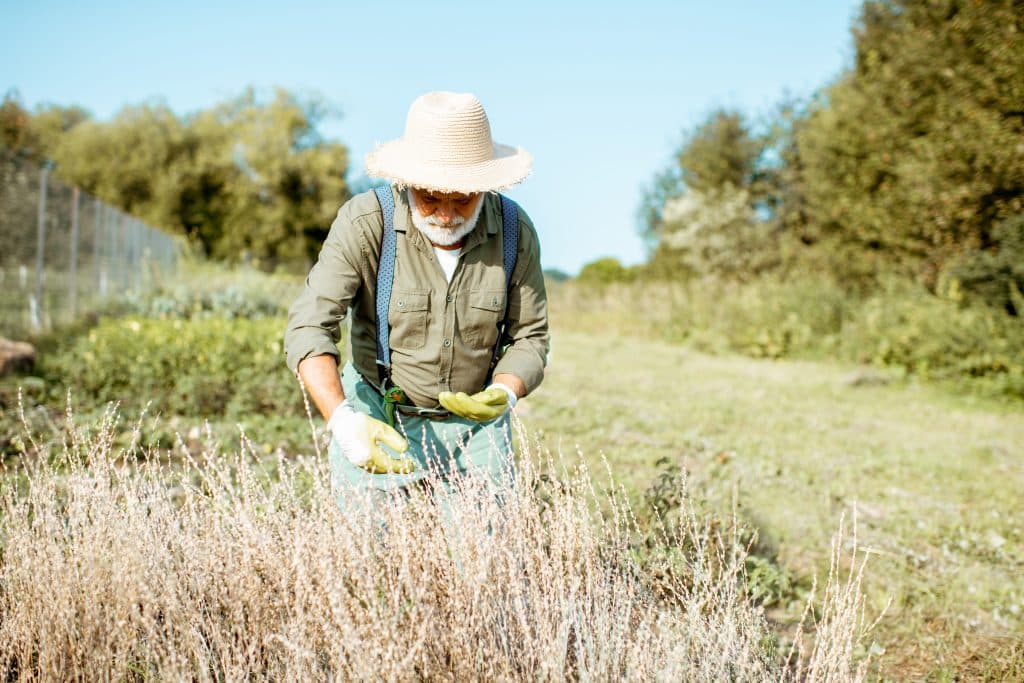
[389,290,429,350]
[461,288,506,349]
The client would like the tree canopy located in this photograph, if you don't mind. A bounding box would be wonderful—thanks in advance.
[797,0,1024,285]
[636,0,1024,307]
[1,88,350,268]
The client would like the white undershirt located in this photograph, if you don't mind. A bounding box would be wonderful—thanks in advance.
[434,247,461,283]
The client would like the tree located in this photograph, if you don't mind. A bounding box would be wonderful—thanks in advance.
[1,92,36,156]
[1,91,90,162]
[35,88,350,267]
[542,268,571,283]
[796,0,1024,287]
[677,110,761,195]
[642,109,782,279]
[177,88,349,264]
[577,257,635,285]
[657,184,756,279]
[637,165,684,253]
[939,213,1024,316]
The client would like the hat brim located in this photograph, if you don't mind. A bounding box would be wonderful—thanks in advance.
[365,140,532,194]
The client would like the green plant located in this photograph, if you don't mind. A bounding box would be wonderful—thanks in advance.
[555,275,1024,400]
[938,214,1024,316]
[840,281,1024,397]
[576,257,636,286]
[36,315,305,419]
[634,454,801,610]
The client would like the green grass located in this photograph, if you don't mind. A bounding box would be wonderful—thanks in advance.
[523,326,1024,680]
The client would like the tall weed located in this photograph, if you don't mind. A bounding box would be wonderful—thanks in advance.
[0,413,877,681]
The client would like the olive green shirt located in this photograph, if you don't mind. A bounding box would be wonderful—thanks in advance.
[284,186,550,409]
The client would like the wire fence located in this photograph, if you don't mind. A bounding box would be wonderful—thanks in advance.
[0,151,181,339]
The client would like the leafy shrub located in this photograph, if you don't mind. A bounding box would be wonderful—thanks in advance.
[556,275,1024,400]
[127,287,285,320]
[839,284,1024,397]
[633,453,801,611]
[577,257,636,285]
[80,263,304,323]
[679,276,848,359]
[37,315,306,419]
[938,214,1024,316]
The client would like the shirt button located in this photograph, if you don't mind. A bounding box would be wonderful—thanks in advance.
[443,338,452,347]
[397,300,405,308]
[446,294,453,303]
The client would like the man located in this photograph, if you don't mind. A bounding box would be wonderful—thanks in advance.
[283,91,549,508]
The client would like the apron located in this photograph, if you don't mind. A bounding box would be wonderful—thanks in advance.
[329,362,516,515]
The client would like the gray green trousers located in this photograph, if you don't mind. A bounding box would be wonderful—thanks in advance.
[329,362,516,514]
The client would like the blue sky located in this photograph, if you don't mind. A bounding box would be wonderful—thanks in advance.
[1,0,861,274]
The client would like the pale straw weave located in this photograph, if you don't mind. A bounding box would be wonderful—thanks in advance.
[365,91,532,194]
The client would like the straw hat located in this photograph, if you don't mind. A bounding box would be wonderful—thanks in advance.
[364,92,532,194]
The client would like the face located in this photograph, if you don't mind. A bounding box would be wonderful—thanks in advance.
[408,188,483,229]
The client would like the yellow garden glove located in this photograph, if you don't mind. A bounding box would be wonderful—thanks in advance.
[438,383,516,422]
[328,401,415,474]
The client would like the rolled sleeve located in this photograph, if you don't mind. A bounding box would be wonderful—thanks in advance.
[283,204,366,374]
[492,211,550,394]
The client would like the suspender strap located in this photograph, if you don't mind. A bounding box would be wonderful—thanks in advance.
[373,186,397,387]
[492,194,519,374]
[499,195,519,290]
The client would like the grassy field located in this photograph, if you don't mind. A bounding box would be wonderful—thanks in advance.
[0,327,875,679]
[2,268,1022,680]
[524,320,1024,681]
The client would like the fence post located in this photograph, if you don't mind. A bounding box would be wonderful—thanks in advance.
[93,198,103,293]
[122,213,130,291]
[69,187,81,319]
[113,209,123,292]
[133,219,142,291]
[32,165,49,331]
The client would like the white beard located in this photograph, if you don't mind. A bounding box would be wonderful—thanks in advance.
[407,189,485,246]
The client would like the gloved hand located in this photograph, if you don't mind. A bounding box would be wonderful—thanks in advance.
[328,400,415,474]
[438,383,517,422]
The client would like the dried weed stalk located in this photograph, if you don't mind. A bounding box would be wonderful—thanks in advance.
[0,414,878,681]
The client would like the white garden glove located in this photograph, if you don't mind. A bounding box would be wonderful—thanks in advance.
[487,382,518,410]
[327,400,415,474]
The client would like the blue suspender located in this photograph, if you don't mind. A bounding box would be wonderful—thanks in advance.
[494,194,519,372]
[373,186,398,386]
[372,186,519,389]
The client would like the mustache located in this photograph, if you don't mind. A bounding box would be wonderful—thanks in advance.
[421,214,465,228]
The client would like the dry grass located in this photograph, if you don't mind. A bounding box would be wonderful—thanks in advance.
[0,408,876,681]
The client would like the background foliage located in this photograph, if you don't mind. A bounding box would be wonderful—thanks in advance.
[38,315,299,420]
[616,0,1024,392]
[1,87,349,268]
[639,0,1023,295]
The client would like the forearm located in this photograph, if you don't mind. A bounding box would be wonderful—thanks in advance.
[492,372,527,399]
[296,354,346,422]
